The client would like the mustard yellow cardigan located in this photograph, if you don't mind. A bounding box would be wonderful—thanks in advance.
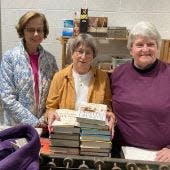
[46,64,112,116]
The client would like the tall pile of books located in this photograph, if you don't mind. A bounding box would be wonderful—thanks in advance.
[50,109,80,155]
[76,103,112,157]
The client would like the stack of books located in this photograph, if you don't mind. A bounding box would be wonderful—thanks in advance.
[77,103,112,157]
[50,109,80,155]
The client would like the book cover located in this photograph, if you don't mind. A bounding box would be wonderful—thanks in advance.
[80,134,111,142]
[76,117,106,125]
[81,128,110,135]
[50,132,79,141]
[80,146,111,153]
[77,103,107,116]
[50,146,79,155]
[79,122,108,130]
[53,126,80,134]
[52,109,78,126]
[50,139,80,148]
[76,103,107,125]
[80,140,112,149]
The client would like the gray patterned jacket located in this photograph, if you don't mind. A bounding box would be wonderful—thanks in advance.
[0,41,58,126]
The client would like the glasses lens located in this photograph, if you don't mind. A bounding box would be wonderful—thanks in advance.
[25,27,44,34]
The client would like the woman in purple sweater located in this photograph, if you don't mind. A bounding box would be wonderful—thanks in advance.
[111,21,170,162]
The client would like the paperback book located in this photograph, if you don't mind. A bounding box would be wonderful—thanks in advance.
[81,128,110,135]
[80,146,111,153]
[50,132,79,141]
[80,134,111,142]
[81,140,112,149]
[50,146,79,155]
[50,139,80,148]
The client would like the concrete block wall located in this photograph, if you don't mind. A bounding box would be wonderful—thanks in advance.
[1,0,170,69]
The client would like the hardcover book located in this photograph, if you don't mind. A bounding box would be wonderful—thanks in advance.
[52,126,80,134]
[80,140,112,149]
[76,103,107,125]
[50,146,79,155]
[52,109,78,126]
[80,146,111,153]
[80,134,111,142]
[50,139,80,148]
[50,132,80,141]
[78,122,108,130]
[81,128,110,135]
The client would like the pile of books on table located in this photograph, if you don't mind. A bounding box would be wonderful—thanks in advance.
[50,109,80,155]
[77,103,112,157]
[50,103,112,157]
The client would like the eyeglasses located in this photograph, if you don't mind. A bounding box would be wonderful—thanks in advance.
[24,27,44,34]
[75,49,93,57]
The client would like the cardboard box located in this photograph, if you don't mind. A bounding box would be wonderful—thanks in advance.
[108,27,127,38]
[88,17,108,37]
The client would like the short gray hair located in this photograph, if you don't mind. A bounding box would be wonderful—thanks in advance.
[127,21,161,50]
[67,34,97,59]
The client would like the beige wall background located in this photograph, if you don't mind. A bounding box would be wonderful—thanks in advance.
[1,0,170,69]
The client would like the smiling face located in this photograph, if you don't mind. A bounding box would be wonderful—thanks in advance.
[130,36,158,69]
[72,44,94,74]
[24,16,44,54]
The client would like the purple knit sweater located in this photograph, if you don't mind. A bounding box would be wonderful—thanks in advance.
[0,124,40,170]
[111,60,170,150]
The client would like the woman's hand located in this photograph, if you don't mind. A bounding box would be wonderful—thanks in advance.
[155,148,170,162]
[106,111,116,139]
[48,111,60,133]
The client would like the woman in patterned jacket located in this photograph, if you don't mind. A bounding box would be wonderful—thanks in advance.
[0,11,58,130]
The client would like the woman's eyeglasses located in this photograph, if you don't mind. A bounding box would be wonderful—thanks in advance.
[75,49,93,57]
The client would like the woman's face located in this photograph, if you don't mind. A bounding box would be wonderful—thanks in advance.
[72,44,94,74]
[130,36,158,69]
[24,17,44,52]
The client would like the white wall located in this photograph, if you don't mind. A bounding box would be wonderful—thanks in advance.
[1,0,170,68]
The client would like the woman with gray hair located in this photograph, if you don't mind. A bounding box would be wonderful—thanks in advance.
[46,33,116,137]
[111,21,170,162]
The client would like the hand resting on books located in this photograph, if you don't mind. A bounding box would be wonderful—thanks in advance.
[48,107,116,139]
[48,111,60,133]
[106,111,116,138]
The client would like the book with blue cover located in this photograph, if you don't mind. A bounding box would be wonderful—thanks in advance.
[80,134,111,142]
[81,128,110,135]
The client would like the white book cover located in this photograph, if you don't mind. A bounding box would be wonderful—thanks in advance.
[52,109,78,126]
[76,102,107,122]
[122,146,157,161]
[52,103,108,127]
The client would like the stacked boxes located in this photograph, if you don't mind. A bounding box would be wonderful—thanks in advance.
[108,27,128,39]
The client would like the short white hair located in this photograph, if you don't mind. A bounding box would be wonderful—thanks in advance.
[127,21,161,50]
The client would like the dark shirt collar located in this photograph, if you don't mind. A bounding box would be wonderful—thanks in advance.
[132,59,158,73]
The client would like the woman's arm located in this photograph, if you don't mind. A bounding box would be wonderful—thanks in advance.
[0,52,39,126]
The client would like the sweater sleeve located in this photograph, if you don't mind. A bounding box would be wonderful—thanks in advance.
[45,72,61,116]
[0,52,39,126]
[103,72,113,112]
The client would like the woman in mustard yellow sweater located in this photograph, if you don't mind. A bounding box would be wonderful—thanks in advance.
[46,34,115,136]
